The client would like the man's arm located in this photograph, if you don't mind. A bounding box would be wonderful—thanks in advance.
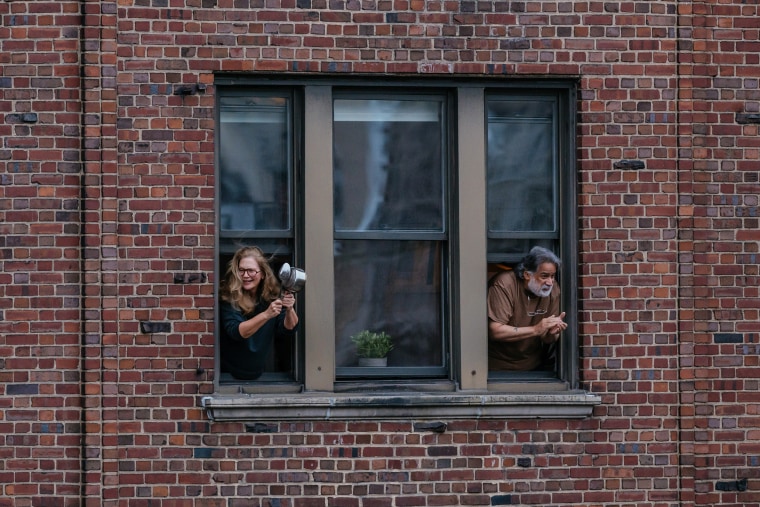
[488,320,540,342]
[488,312,567,343]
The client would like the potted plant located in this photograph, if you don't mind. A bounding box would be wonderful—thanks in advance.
[350,330,393,367]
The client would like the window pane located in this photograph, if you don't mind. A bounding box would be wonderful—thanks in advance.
[333,99,444,232]
[333,240,444,372]
[219,95,291,232]
[487,98,557,234]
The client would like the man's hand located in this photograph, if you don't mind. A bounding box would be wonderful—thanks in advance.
[489,312,567,343]
[537,312,567,342]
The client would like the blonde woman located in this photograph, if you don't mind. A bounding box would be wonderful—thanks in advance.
[219,246,298,380]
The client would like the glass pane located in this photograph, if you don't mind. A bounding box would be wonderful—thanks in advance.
[487,99,556,233]
[486,238,556,264]
[219,95,291,232]
[333,99,444,232]
[334,240,443,369]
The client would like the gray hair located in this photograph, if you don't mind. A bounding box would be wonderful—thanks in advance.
[515,246,560,279]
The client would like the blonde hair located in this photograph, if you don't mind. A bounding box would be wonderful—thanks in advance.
[220,246,281,315]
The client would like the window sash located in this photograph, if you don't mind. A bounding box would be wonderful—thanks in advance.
[486,94,561,264]
[218,93,294,235]
[333,96,447,234]
[332,93,449,379]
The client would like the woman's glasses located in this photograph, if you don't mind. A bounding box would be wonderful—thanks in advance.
[239,268,261,277]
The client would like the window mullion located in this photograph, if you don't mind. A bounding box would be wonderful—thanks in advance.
[456,87,488,390]
[303,85,335,391]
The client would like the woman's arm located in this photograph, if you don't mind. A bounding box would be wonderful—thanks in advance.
[281,292,298,330]
[238,299,283,339]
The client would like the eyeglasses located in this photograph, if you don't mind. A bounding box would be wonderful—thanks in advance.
[526,308,547,317]
[239,268,261,277]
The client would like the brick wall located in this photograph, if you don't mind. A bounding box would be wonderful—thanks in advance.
[1,0,759,506]
[1,1,85,505]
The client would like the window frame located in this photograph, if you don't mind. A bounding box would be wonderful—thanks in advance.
[331,89,452,380]
[205,76,598,420]
[483,89,579,388]
[214,86,305,390]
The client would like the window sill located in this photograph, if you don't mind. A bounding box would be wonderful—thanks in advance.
[200,390,601,422]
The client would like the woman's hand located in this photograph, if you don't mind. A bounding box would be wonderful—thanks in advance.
[281,292,296,311]
[265,298,284,319]
[239,298,286,339]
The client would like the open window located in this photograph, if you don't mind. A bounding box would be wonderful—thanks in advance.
[486,92,578,387]
[216,90,301,385]
[206,77,596,420]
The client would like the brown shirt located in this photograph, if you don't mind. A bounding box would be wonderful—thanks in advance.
[487,270,561,371]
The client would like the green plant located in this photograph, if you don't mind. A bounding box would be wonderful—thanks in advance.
[350,330,393,359]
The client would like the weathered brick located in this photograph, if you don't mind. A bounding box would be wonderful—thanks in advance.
[3,0,760,506]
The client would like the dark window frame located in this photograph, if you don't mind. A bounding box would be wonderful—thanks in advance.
[204,75,596,420]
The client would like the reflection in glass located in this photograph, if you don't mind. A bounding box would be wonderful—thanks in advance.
[487,99,556,234]
[487,238,556,258]
[219,95,291,232]
[333,240,443,368]
[334,99,444,233]
[333,96,447,376]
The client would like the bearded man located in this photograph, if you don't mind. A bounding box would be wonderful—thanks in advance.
[487,246,567,371]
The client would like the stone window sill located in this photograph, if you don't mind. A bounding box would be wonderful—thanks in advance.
[200,390,601,422]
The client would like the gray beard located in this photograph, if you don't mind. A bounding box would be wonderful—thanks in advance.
[528,278,552,298]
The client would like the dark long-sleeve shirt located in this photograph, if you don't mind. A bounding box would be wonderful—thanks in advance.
[220,300,297,380]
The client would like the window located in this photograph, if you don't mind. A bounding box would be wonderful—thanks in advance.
[217,90,300,384]
[333,95,447,379]
[485,92,579,386]
[205,77,597,420]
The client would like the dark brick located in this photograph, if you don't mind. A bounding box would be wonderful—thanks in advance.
[714,333,743,344]
[6,384,39,395]
[139,321,171,334]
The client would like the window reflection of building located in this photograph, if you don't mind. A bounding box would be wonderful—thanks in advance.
[333,98,446,374]
[219,98,291,233]
[486,96,560,266]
